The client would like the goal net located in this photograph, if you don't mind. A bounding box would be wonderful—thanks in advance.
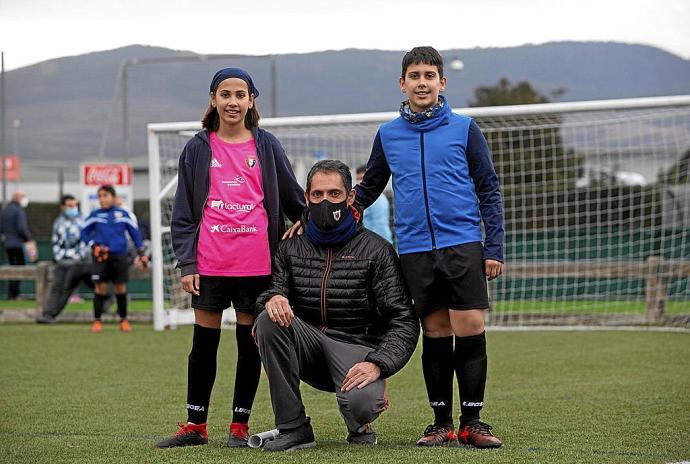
[148,96,690,330]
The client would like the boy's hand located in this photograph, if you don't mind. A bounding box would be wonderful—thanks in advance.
[92,245,109,262]
[134,255,149,270]
[282,220,303,240]
[484,259,503,281]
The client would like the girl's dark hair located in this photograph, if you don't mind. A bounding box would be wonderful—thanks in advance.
[401,46,444,78]
[201,95,261,131]
[97,185,116,197]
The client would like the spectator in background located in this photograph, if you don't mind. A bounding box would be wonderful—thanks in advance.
[355,166,393,244]
[36,195,94,324]
[0,191,37,300]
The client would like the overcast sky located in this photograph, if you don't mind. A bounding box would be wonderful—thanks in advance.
[1,0,689,70]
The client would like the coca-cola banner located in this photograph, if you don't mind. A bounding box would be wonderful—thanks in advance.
[83,164,132,186]
[80,163,134,216]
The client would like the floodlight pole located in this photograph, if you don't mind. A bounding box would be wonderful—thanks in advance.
[270,55,277,118]
[1,51,6,206]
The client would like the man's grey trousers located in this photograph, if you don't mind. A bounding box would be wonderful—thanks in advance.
[255,311,387,433]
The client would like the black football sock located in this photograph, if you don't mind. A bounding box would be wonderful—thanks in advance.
[422,335,455,427]
[454,332,487,426]
[116,293,127,320]
[231,323,261,424]
[187,324,222,424]
[93,294,108,320]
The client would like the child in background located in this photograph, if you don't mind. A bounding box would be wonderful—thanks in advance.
[80,185,147,333]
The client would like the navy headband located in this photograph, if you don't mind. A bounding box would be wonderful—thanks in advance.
[209,67,259,97]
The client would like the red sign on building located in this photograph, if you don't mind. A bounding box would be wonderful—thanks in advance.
[0,156,21,181]
[82,163,132,186]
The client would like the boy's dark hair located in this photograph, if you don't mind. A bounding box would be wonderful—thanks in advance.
[306,160,352,193]
[401,46,444,78]
[356,165,367,175]
[98,185,117,197]
[60,194,76,205]
[201,92,261,132]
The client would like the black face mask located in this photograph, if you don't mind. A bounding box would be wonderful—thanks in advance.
[308,199,348,230]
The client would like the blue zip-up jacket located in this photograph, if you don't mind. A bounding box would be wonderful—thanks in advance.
[171,128,305,277]
[355,98,505,261]
[80,207,143,256]
[0,201,32,248]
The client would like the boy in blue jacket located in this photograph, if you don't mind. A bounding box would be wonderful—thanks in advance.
[81,185,148,332]
[355,46,505,449]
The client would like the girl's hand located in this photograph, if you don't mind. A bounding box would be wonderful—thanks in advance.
[181,273,200,296]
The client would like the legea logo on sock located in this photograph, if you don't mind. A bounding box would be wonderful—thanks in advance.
[187,404,206,412]
[461,401,484,407]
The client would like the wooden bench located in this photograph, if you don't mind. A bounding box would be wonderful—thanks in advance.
[0,262,151,313]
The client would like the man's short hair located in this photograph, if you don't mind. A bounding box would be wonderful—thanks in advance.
[356,165,367,175]
[97,185,117,197]
[401,46,444,78]
[306,160,352,193]
[60,194,76,205]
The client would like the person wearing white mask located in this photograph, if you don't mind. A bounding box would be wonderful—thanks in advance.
[37,195,97,323]
[0,191,36,299]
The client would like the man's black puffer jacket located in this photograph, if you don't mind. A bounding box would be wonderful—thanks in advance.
[256,225,420,379]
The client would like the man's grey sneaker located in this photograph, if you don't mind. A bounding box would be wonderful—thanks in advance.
[156,422,208,448]
[347,423,377,445]
[36,315,57,324]
[262,417,316,452]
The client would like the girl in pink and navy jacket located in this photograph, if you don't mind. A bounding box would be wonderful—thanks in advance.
[159,68,304,449]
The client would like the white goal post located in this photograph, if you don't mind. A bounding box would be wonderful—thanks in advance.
[148,95,690,331]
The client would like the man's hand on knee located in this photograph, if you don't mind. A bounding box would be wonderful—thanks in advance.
[341,362,381,392]
[265,295,294,327]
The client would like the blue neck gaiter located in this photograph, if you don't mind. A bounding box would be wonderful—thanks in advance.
[305,208,358,246]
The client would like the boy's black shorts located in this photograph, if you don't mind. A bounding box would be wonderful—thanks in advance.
[91,254,129,284]
[399,241,489,319]
[192,275,271,314]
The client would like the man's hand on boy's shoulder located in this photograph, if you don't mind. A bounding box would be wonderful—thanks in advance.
[484,259,503,281]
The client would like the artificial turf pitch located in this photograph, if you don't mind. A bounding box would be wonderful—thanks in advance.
[0,323,688,464]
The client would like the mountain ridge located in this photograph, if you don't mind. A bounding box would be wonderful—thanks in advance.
[3,42,689,161]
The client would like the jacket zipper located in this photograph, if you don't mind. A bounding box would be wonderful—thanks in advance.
[420,131,437,249]
[319,248,333,331]
[193,153,212,253]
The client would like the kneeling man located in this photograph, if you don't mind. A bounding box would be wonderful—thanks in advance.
[254,160,419,451]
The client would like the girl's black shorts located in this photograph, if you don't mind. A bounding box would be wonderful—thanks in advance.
[191,275,271,314]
